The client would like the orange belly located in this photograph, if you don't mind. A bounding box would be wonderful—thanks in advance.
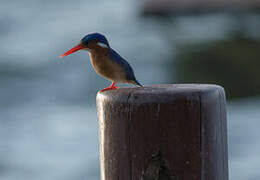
[89,53,127,83]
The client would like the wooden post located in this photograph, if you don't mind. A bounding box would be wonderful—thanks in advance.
[96,84,228,180]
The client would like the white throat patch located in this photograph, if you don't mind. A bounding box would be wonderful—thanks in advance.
[97,42,109,48]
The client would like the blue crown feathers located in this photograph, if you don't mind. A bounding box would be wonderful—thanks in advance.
[81,33,110,47]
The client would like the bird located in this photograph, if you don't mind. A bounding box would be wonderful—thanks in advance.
[59,33,142,92]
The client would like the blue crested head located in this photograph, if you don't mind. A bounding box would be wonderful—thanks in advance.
[81,33,110,48]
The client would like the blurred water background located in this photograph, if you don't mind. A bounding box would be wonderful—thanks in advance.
[0,0,260,179]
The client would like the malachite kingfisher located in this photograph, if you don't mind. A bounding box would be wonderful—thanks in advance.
[60,33,142,92]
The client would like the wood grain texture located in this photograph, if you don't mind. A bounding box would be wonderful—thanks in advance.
[96,84,228,180]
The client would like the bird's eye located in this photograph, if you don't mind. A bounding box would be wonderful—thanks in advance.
[84,41,89,46]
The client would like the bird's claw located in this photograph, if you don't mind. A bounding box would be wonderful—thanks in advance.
[99,86,118,92]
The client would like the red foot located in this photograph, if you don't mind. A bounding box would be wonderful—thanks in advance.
[99,82,118,92]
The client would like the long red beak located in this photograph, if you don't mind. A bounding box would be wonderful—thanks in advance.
[59,45,84,58]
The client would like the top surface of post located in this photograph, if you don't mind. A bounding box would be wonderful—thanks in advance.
[97,84,224,103]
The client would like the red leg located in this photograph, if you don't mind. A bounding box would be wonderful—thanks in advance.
[99,82,118,92]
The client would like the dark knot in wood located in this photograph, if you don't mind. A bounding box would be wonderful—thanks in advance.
[142,151,176,180]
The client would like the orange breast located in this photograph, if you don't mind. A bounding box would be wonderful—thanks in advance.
[89,51,127,83]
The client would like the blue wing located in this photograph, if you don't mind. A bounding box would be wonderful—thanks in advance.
[108,48,136,81]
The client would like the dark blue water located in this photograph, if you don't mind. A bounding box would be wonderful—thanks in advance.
[0,0,260,179]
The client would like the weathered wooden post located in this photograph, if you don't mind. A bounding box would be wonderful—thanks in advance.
[96,84,228,180]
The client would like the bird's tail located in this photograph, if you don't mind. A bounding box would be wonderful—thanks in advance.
[131,79,142,87]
